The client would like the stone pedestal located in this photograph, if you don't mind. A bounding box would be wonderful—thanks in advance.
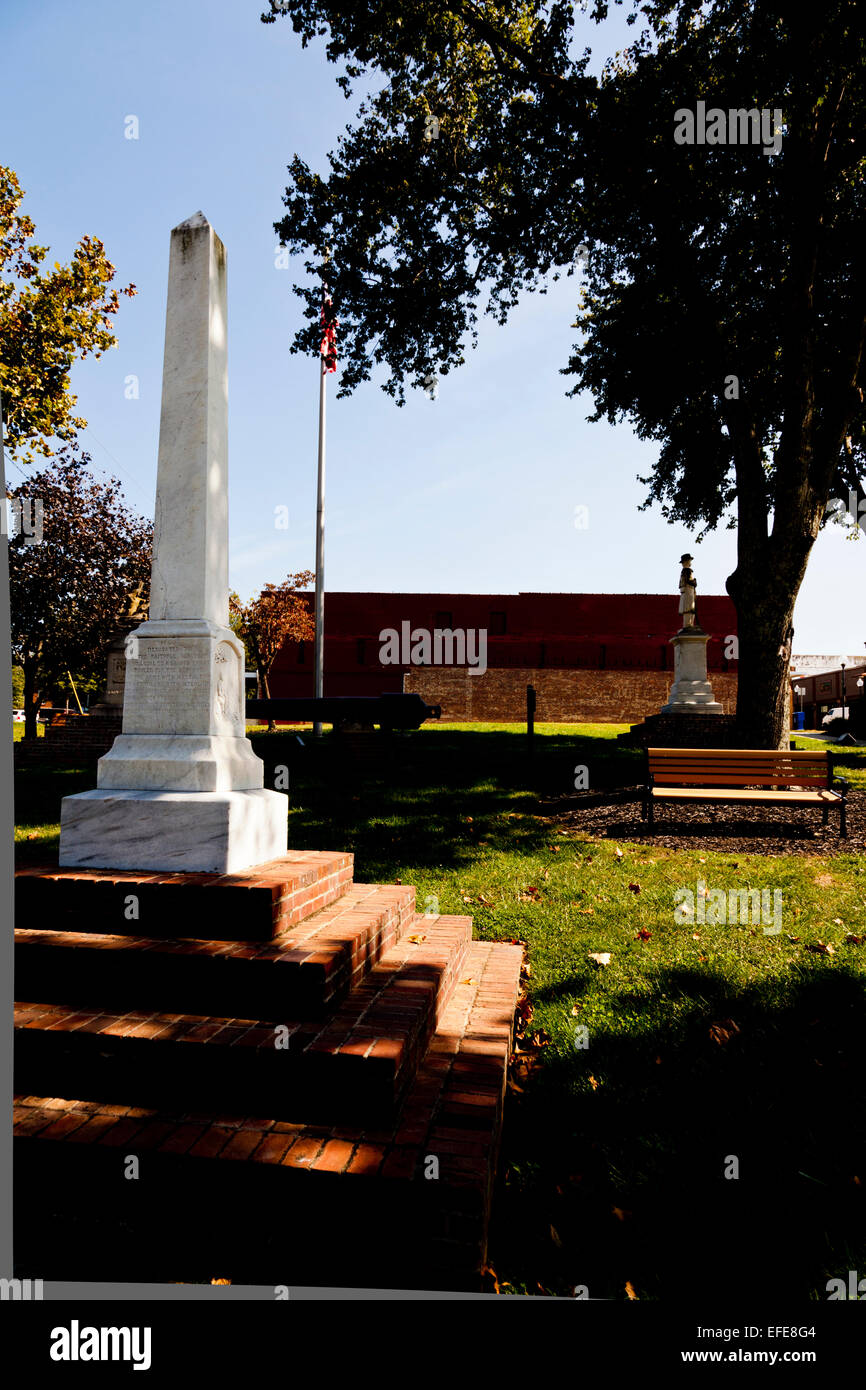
[661,628,723,714]
[59,214,287,873]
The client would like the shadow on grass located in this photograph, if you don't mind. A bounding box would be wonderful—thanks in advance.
[491,966,866,1300]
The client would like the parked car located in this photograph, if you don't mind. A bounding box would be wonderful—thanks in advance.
[821,706,850,727]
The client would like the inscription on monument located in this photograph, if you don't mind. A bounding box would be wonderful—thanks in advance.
[122,637,212,735]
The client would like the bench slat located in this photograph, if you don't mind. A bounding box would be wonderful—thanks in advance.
[653,773,828,787]
[648,747,828,759]
[653,788,841,804]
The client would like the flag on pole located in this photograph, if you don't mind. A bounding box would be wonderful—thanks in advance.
[320,297,337,373]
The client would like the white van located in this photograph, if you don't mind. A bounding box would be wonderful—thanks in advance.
[821,706,849,727]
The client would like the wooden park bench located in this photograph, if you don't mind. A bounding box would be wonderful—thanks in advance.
[642,747,848,837]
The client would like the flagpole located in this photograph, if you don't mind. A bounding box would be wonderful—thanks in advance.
[313,351,326,739]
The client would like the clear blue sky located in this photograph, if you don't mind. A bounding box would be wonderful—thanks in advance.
[3,0,862,658]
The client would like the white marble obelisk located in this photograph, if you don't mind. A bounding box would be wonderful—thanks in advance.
[59,214,288,872]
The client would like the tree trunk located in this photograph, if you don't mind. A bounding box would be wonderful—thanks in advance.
[727,543,810,750]
[262,669,276,734]
[23,657,41,742]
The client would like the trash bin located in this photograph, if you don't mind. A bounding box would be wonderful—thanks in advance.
[793,712,805,730]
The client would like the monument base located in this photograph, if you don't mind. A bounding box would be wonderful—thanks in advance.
[97,734,266,792]
[58,788,288,873]
[661,628,724,713]
[618,712,743,748]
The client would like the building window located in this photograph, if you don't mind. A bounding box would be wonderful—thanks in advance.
[490,610,506,635]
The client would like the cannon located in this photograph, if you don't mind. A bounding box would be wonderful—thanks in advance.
[245,691,441,732]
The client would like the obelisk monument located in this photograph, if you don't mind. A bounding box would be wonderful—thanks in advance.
[59,214,288,872]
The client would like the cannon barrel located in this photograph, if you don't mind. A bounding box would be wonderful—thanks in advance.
[246,692,441,730]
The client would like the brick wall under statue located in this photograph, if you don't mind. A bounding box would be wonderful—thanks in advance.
[403,667,739,723]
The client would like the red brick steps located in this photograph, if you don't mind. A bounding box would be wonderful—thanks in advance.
[15,882,416,1019]
[13,941,523,1288]
[14,851,354,942]
[14,915,473,1124]
[13,847,524,1289]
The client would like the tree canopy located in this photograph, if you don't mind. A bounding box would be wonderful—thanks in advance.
[0,165,136,464]
[8,450,153,737]
[265,0,865,745]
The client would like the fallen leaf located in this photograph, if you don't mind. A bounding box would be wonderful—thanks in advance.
[477,893,494,907]
[788,935,801,943]
[210,1278,231,1285]
[588,1075,600,1090]
[571,1004,582,1015]
[709,1018,740,1046]
[625,1281,639,1301]
[460,976,478,985]
[614,847,624,860]
[612,1207,632,1222]
[655,1055,662,1065]
[578,908,595,916]
[809,940,836,956]
[588,951,611,966]
[845,934,864,945]
[636,928,651,941]
[628,883,641,894]
[549,845,561,853]
[407,933,426,944]
[549,1224,563,1248]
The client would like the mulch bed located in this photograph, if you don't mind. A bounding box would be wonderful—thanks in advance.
[539,787,865,857]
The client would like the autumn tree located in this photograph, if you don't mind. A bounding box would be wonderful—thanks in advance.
[0,165,136,463]
[230,575,316,729]
[8,449,153,738]
[264,0,866,747]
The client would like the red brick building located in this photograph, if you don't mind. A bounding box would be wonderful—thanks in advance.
[270,592,739,723]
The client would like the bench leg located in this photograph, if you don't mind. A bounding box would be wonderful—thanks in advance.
[647,799,655,831]
[841,802,847,838]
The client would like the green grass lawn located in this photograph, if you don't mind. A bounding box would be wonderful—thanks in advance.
[13,722,866,1299]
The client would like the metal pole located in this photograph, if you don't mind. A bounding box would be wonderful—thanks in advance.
[313,355,326,738]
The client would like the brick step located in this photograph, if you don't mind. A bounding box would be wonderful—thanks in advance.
[14,851,354,942]
[15,883,416,1020]
[12,940,524,1290]
[14,915,472,1125]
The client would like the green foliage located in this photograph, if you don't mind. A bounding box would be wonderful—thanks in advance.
[0,165,136,464]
